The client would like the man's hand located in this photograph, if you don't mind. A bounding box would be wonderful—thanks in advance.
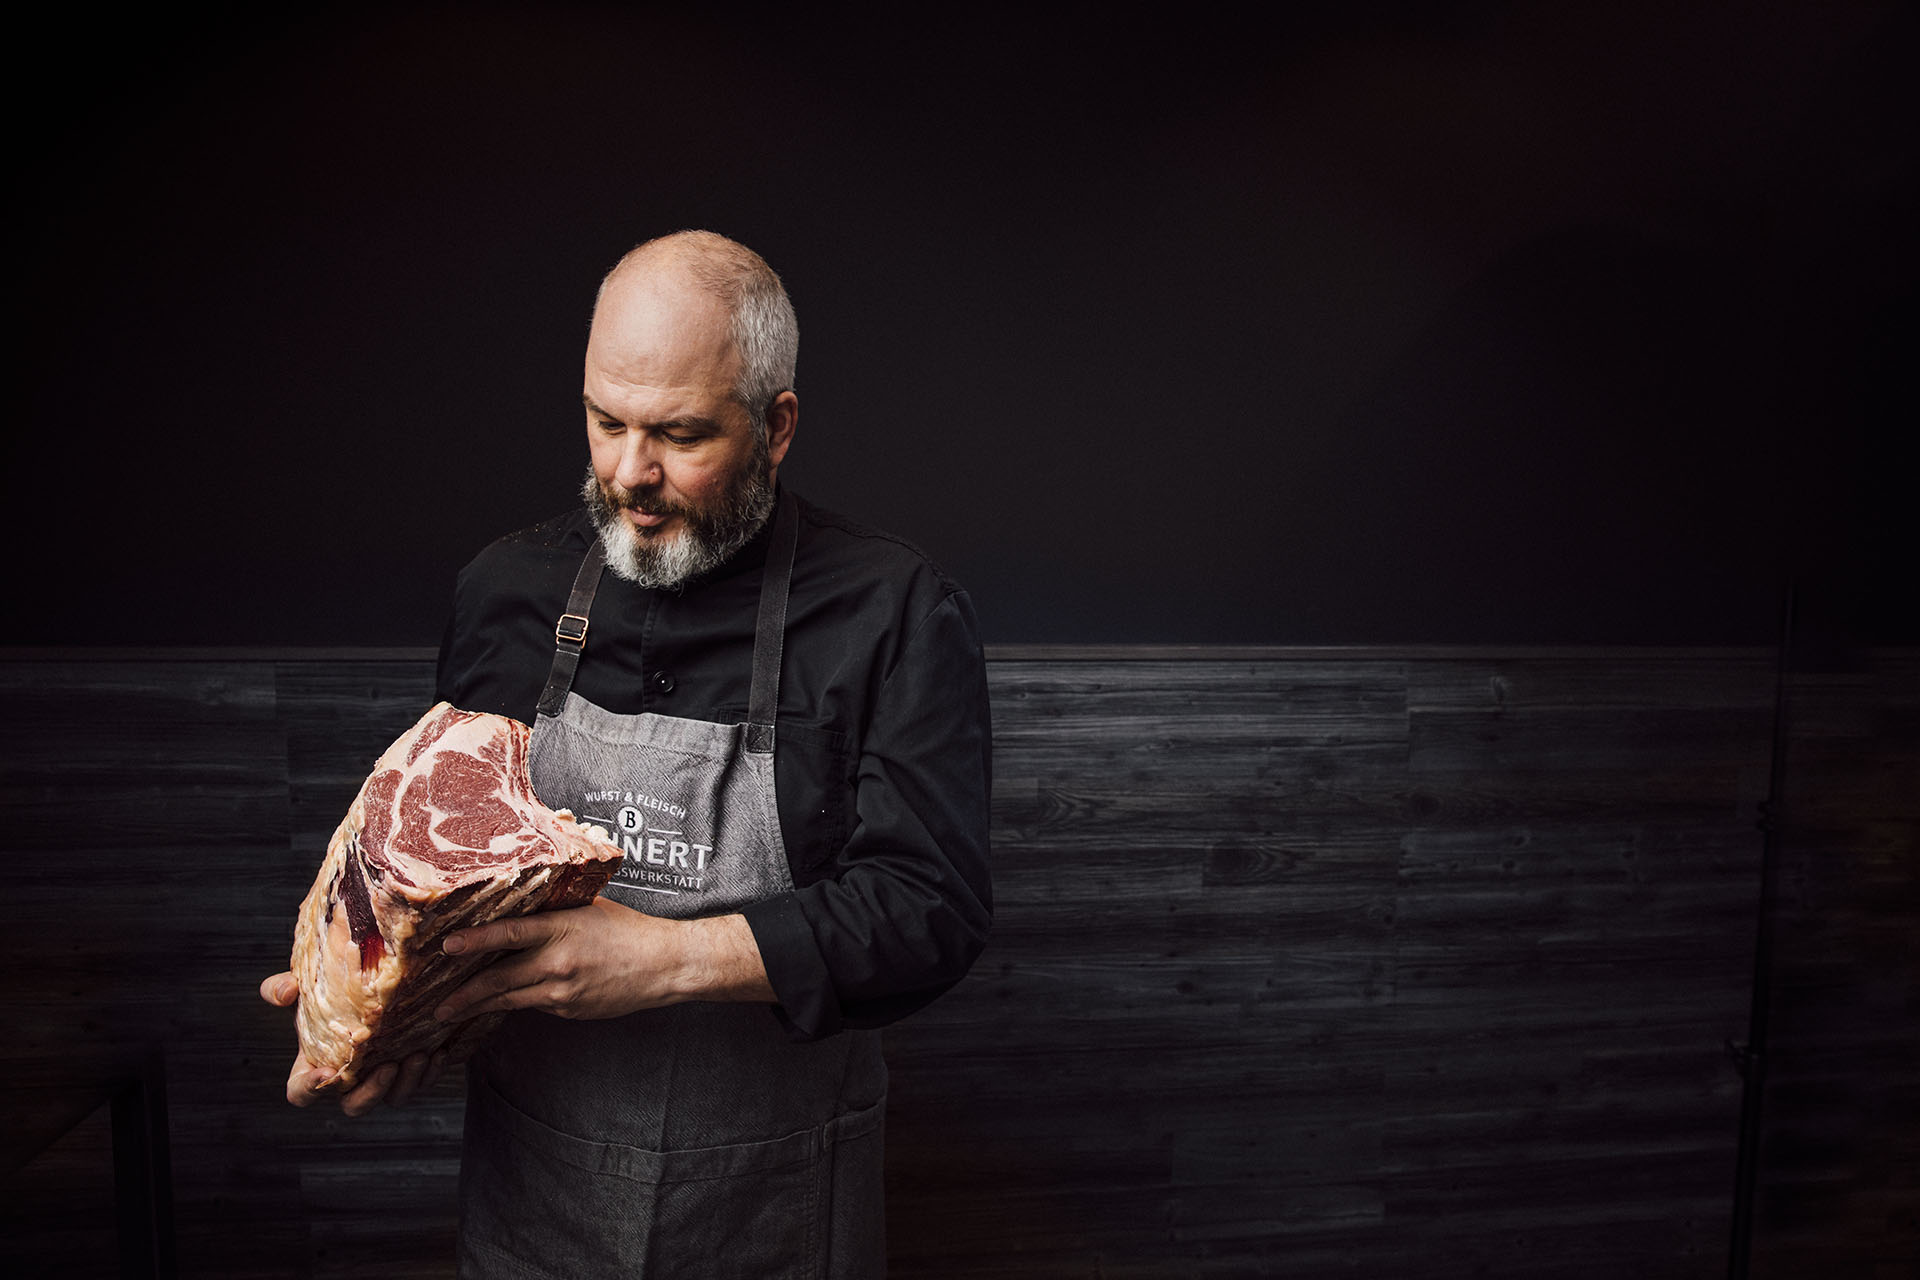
[258,972,444,1117]
[432,897,774,1024]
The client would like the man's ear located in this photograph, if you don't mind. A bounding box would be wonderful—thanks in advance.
[766,391,799,473]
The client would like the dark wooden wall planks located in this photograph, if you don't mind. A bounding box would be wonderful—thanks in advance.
[0,649,1912,1278]
[1749,659,1920,1280]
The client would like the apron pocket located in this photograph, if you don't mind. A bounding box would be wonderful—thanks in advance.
[460,1073,882,1279]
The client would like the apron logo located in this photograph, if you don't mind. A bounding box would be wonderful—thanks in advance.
[579,788,711,894]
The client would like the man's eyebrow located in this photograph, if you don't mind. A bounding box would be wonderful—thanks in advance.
[581,396,725,435]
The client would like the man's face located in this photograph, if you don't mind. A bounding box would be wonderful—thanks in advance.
[581,264,792,586]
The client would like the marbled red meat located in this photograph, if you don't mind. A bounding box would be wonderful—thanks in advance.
[290,702,623,1090]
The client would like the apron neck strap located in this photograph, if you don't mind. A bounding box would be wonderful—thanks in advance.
[536,492,799,748]
[746,489,799,754]
[536,535,609,719]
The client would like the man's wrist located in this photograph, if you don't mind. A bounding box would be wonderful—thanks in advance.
[671,914,776,1004]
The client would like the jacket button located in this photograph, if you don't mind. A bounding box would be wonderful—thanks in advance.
[651,670,675,693]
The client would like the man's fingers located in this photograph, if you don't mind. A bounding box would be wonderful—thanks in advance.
[260,971,299,1007]
[444,990,535,1021]
[340,1064,398,1118]
[435,951,547,1022]
[444,912,554,957]
[285,1050,333,1108]
[436,981,525,1023]
[386,1052,432,1107]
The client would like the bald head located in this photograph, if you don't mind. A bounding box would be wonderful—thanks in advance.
[594,231,798,433]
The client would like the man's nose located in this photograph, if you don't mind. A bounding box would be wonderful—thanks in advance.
[614,435,662,490]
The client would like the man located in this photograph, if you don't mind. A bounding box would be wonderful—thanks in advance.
[262,231,993,1276]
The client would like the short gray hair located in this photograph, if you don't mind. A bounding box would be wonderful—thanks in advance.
[600,231,798,437]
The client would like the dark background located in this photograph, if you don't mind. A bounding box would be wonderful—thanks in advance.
[6,8,1916,1273]
[12,1,1915,648]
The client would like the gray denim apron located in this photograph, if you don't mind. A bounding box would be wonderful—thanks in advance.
[457,493,888,1279]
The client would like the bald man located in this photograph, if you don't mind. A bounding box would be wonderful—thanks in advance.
[266,232,993,1277]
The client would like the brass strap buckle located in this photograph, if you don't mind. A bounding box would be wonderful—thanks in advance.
[555,613,589,649]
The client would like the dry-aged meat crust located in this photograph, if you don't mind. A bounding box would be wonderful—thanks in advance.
[290,702,623,1091]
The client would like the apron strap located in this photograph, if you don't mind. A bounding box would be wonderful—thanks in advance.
[538,492,798,745]
[746,490,799,755]
[537,536,608,718]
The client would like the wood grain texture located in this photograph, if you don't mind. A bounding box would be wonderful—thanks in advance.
[0,649,1911,1278]
[1749,655,1920,1280]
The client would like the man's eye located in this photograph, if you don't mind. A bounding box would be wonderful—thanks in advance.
[595,418,623,433]
[661,431,700,446]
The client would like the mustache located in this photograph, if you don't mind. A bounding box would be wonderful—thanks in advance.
[601,483,688,519]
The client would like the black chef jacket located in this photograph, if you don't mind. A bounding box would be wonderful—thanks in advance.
[435,491,993,1041]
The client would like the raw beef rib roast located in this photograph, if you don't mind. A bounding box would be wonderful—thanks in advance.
[291,702,623,1090]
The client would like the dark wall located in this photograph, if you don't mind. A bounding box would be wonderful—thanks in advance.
[13,2,1915,647]
[5,650,1913,1275]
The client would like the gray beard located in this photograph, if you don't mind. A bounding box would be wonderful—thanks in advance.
[581,448,776,590]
